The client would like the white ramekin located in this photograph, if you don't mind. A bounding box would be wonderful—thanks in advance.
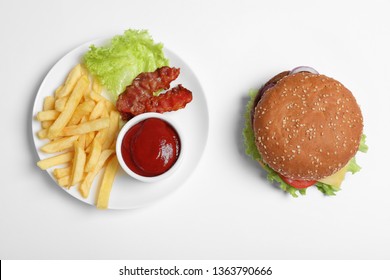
[116,112,184,183]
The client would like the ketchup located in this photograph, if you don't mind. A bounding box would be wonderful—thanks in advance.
[121,118,180,177]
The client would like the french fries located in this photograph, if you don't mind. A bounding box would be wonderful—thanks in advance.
[61,118,110,136]
[58,176,70,188]
[55,64,83,98]
[70,140,86,186]
[85,139,101,172]
[35,64,121,209]
[47,75,89,139]
[79,149,114,198]
[97,155,119,209]
[42,96,55,128]
[89,100,106,120]
[40,135,79,153]
[37,110,60,121]
[37,152,74,170]
[37,128,48,139]
[54,96,68,112]
[103,111,120,149]
[68,100,96,125]
[53,166,71,179]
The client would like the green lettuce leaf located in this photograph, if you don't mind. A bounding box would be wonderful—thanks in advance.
[359,134,368,153]
[267,167,307,197]
[83,29,169,99]
[315,182,339,196]
[344,133,367,175]
[243,89,368,197]
[347,157,361,174]
[243,89,262,161]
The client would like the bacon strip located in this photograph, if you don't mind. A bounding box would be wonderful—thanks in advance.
[116,67,192,121]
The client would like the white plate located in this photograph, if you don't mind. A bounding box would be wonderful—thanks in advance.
[32,38,209,209]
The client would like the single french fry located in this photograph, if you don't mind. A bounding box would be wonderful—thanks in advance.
[61,117,110,137]
[78,133,86,149]
[42,96,55,128]
[80,114,88,123]
[103,110,120,149]
[85,139,102,172]
[43,96,55,110]
[37,152,74,170]
[85,131,95,148]
[55,64,83,98]
[53,166,71,179]
[105,100,116,113]
[95,127,109,146]
[37,110,60,121]
[40,135,79,153]
[57,175,70,188]
[70,141,86,186]
[94,109,110,145]
[80,64,89,76]
[85,144,92,154]
[92,78,102,95]
[68,100,95,125]
[89,100,106,120]
[58,174,86,188]
[54,96,68,112]
[96,156,119,209]
[89,90,104,102]
[37,128,48,139]
[85,132,97,153]
[109,139,117,150]
[41,120,54,129]
[48,75,89,139]
[83,86,90,99]
[102,107,109,118]
[54,85,64,96]
[79,149,114,198]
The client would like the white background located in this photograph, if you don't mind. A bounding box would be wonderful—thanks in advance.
[1,0,389,260]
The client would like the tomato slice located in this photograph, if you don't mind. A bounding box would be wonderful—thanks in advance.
[279,174,317,189]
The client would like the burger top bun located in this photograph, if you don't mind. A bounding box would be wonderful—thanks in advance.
[253,72,363,180]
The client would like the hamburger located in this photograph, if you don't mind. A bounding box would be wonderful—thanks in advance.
[243,66,367,196]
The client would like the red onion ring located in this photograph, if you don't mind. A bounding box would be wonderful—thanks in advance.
[289,66,319,75]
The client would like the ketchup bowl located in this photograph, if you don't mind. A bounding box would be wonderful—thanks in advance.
[116,113,184,183]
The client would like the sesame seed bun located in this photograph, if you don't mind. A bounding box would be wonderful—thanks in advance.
[253,72,363,180]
